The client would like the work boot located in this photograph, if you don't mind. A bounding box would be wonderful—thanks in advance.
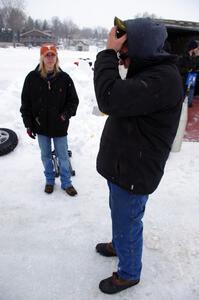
[44,184,54,194]
[65,186,77,196]
[96,242,117,257]
[99,272,140,294]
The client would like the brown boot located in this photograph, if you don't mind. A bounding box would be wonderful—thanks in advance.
[96,242,117,257]
[99,272,140,294]
[44,184,54,194]
[65,186,77,196]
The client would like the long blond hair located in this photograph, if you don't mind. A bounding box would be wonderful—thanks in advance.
[38,55,60,78]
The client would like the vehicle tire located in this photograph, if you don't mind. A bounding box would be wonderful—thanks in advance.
[0,128,18,156]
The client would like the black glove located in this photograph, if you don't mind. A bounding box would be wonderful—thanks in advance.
[27,128,36,139]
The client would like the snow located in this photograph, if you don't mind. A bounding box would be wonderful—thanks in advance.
[0,47,199,300]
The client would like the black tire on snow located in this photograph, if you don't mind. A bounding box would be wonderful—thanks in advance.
[0,128,18,156]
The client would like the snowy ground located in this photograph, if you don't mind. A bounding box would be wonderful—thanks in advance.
[0,47,199,300]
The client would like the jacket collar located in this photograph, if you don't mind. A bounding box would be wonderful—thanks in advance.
[127,55,178,77]
[34,65,63,81]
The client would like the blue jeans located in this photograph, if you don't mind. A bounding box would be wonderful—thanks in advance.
[37,135,72,189]
[108,181,148,280]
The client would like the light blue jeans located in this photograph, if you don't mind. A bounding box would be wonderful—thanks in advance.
[108,181,148,280]
[37,134,72,189]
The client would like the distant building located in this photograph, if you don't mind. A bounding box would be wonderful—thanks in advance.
[156,19,199,54]
[75,40,89,51]
[0,27,12,43]
[20,29,56,46]
[158,19,199,95]
[64,39,90,51]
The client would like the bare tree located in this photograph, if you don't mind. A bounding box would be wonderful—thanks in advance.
[93,26,108,40]
[66,19,79,38]
[51,17,80,42]
[51,16,62,40]
[42,19,49,31]
[7,7,25,29]
[34,19,43,30]
[0,0,25,10]
[60,19,70,39]
[0,0,26,46]
[0,0,109,47]
[23,16,34,32]
[0,8,5,27]
[80,27,93,39]
[134,12,158,19]
[7,7,25,45]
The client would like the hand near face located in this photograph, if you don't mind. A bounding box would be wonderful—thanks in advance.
[189,46,199,57]
[106,26,127,52]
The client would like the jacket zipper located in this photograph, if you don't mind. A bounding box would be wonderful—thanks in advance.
[47,81,51,90]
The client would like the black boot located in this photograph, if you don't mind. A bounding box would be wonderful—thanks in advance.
[44,184,54,194]
[99,272,140,294]
[96,242,117,257]
[65,186,77,196]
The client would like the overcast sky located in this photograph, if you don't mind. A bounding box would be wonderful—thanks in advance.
[25,0,199,28]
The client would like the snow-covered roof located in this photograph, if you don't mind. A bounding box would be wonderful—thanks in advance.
[156,18,199,32]
[20,29,52,38]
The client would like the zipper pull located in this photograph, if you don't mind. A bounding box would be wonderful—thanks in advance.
[47,81,51,90]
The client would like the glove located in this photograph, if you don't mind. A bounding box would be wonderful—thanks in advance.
[27,128,36,139]
[60,112,69,122]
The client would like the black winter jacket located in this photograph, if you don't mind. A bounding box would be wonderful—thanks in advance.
[94,50,183,194]
[20,66,79,137]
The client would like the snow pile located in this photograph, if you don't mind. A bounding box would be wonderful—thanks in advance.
[0,47,198,300]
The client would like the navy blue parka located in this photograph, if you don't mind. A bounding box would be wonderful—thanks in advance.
[94,18,183,194]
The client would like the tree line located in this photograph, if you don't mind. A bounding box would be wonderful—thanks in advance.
[0,0,108,44]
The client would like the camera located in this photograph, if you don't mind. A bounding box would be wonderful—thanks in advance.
[114,16,126,38]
